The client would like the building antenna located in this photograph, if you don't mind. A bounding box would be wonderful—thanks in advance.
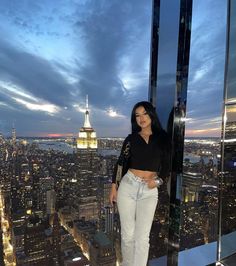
[86,95,89,110]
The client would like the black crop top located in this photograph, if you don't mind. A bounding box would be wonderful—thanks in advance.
[112,132,170,183]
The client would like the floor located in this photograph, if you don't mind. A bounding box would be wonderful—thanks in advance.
[220,253,236,266]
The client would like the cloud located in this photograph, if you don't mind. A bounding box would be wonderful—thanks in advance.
[0,0,152,137]
[13,97,60,114]
[106,107,125,118]
[73,0,152,110]
[0,38,76,107]
[0,0,228,137]
[184,0,227,137]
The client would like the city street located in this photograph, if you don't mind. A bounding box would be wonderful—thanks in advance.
[0,189,16,266]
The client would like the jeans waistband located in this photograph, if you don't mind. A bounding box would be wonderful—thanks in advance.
[126,170,157,183]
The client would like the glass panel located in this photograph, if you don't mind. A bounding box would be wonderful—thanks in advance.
[151,0,227,265]
[150,0,228,265]
[149,0,180,265]
[150,1,228,266]
[220,104,236,258]
[220,0,236,260]
[167,1,193,264]
[155,0,180,130]
[177,0,227,265]
[225,0,236,104]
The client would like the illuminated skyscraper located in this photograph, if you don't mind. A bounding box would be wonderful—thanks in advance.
[12,124,16,145]
[39,177,55,215]
[46,190,56,215]
[182,171,202,203]
[104,206,113,234]
[75,96,100,221]
[77,95,98,149]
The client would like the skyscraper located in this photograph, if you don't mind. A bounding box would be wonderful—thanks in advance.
[75,96,100,221]
[12,124,16,146]
[89,231,116,266]
[39,176,55,215]
[17,215,51,266]
[76,95,97,149]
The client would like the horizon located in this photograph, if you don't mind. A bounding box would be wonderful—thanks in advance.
[0,0,227,138]
[1,133,221,140]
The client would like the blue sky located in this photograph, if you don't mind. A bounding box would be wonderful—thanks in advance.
[0,0,227,137]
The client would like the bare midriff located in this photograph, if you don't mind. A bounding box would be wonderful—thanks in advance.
[129,168,157,180]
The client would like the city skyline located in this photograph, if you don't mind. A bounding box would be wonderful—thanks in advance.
[0,125,225,265]
[0,0,227,137]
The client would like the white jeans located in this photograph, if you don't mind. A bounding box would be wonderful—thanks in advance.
[117,171,158,266]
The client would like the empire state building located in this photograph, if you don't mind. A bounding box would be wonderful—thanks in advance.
[74,96,100,221]
[76,96,97,149]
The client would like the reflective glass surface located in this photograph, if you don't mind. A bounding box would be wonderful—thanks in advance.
[175,0,227,264]
[149,0,180,263]
[150,0,228,265]
[219,0,236,260]
[220,105,236,258]
[225,0,236,105]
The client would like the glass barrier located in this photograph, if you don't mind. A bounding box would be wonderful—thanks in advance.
[149,0,228,265]
[219,0,236,261]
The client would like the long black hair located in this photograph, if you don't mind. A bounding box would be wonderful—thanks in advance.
[131,101,171,176]
[131,101,163,135]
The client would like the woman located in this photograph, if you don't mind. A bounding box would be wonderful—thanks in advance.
[109,101,170,266]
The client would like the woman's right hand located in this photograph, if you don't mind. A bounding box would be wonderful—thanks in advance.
[109,183,117,206]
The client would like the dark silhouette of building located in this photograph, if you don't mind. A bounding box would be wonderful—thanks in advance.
[89,231,116,266]
[17,214,52,266]
[52,212,63,265]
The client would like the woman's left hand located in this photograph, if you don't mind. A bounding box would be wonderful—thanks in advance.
[146,179,157,189]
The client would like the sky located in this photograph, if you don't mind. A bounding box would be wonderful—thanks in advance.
[0,0,227,138]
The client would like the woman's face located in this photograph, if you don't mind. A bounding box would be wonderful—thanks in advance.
[135,106,152,130]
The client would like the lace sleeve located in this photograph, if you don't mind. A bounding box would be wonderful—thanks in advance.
[112,135,131,184]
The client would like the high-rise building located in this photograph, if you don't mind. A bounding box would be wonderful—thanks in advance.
[182,171,202,203]
[0,133,6,163]
[12,125,16,146]
[75,96,100,221]
[46,189,56,215]
[89,231,116,266]
[39,177,55,215]
[76,95,97,149]
[17,215,52,266]
[98,175,112,225]
[12,224,25,254]
[104,206,113,235]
